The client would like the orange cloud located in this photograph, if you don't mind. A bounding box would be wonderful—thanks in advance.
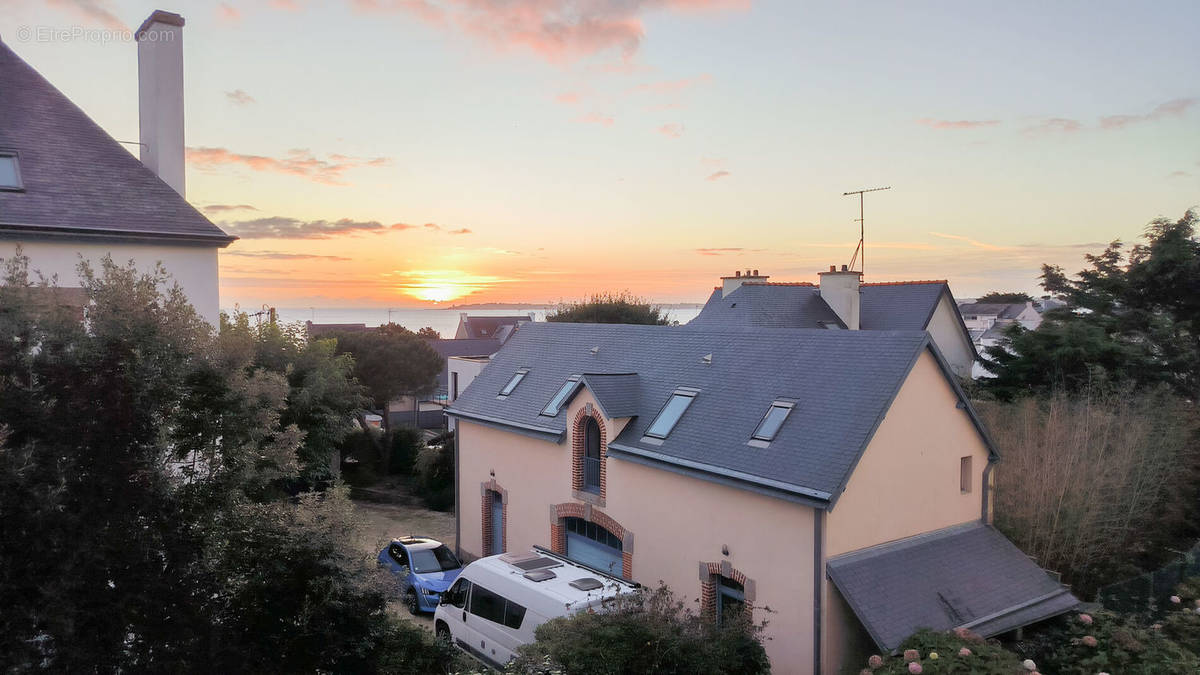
[46,0,128,31]
[632,73,713,94]
[217,2,242,24]
[555,91,583,104]
[575,113,615,126]
[225,89,256,105]
[186,147,391,185]
[658,123,684,138]
[1022,118,1083,135]
[916,118,1000,130]
[706,170,730,181]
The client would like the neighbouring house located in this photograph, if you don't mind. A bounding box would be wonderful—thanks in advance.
[447,354,492,432]
[446,322,1077,674]
[0,12,234,324]
[390,337,502,428]
[957,301,1043,378]
[690,267,978,379]
[454,312,535,341]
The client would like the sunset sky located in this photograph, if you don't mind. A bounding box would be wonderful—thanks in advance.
[3,0,1198,308]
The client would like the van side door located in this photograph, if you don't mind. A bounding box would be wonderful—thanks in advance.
[467,584,527,667]
[440,577,474,652]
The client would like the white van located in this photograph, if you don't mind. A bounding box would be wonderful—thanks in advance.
[434,548,638,670]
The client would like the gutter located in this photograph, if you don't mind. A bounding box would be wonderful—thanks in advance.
[0,221,238,247]
[444,408,565,442]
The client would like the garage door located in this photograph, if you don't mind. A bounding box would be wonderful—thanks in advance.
[563,517,623,577]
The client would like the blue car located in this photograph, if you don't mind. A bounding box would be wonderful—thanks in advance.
[378,536,464,614]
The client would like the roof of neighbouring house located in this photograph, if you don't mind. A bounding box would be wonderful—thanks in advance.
[426,337,504,399]
[957,302,1031,319]
[446,322,996,505]
[0,40,235,246]
[827,522,1080,651]
[457,314,533,340]
[306,322,370,337]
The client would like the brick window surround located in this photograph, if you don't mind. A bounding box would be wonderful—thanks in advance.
[570,403,607,505]
[549,502,634,580]
[699,561,756,624]
[481,479,508,557]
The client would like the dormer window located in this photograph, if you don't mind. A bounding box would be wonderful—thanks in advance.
[644,389,697,439]
[0,152,23,191]
[540,376,580,416]
[498,369,528,397]
[752,401,794,442]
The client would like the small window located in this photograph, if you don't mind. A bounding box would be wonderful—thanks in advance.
[0,152,23,191]
[960,456,973,493]
[468,584,507,624]
[499,369,528,396]
[716,576,746,628]
[451,372,459,401]
[442,578,471,608]
[540,376,580,416]
[752,402,794,441]
[503,600,527,629]
[644,391,696,439]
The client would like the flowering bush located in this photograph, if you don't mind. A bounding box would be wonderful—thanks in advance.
[860,629,1025,674]
[1161,577,1200,655]
[1014,607,1198,675]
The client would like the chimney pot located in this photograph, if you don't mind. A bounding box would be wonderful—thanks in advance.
[841,264,849,272]
[829,265,836,272]
[734,270,741,278]
[752,269,759,276]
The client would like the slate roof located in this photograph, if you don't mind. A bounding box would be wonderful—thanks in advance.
[827,522,1079,651]
[446,322,993,503]
[0,39,233,245]
[958,302,1027,320]
[580,373,640,419]
[427,338,503,398]
[457,314,533,340]
[859,282,950,331]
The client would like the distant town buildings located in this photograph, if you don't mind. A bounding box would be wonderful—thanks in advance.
[957,300,1043,378]
[0,12,234,324]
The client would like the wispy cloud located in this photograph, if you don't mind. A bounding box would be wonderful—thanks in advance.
[186,147,391,185]
[1022,118,1083,135]
[225,89,256,105]
[216,2,242,24]
[448,228,472,235]
[555,91,582,105]
[575,113,615,126]
[916,118,1000,130]
[706,170,730,181]
[1167,170,1192,179]
[221,217,395,239]
[46,0,127,31]
[658,123,684,138]
[696,247,750,255]
[928,231,1007,251]
[224,251,352,261]
[423,223,441,231]
[1100,98,1197,130]
[201,204,259,213]
[332,0,747,64]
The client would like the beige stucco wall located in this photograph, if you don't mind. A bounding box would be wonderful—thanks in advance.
[926,293,975,379]
[822,348,992,674]
[457,386,820,673]
[4,240,221,324]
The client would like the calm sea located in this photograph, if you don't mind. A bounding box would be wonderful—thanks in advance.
[263,306,703,338]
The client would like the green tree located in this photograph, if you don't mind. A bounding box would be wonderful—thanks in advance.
[976,290,1035,303]
[547,291,672,325]
[508,584,769,675]
[983,209,1200,399]
[330,323,443,434]
[417,326,441,339]
[0,253,446,672]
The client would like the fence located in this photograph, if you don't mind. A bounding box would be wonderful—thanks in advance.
[1095,541,1200,617]
[387,409,447,430]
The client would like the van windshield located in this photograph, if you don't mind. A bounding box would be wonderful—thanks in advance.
[410,545,461,574]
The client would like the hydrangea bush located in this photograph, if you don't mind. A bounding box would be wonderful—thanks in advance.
[1014,607,1198,675]
[857,629,1025,675]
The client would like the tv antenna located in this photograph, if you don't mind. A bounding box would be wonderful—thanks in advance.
[842,186,891,277]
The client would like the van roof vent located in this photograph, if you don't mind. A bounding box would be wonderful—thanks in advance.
[569,577,604,591]
[524,569,557,582]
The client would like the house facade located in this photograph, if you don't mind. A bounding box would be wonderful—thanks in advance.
[447,323,1076,674]
[691,267,978,379]
[958,301,1043,378]
[0,12,234,324]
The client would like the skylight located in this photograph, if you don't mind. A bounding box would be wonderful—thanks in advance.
[0,152,22,191]
[644,390,697,439]
[752,401,794,442]
[540,376,580,416]
[499,369,528,396]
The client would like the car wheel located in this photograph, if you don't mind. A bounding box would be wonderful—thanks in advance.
[435,621,451,643]
[405,589,420,615]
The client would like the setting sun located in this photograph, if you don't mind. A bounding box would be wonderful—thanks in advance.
[393,270,510,303]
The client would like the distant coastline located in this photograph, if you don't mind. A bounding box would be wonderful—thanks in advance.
[445,302,705,310]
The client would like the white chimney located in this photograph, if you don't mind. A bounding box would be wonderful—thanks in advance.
[719,268,769,298]
[818,264,862,329]
[136,10,186,197]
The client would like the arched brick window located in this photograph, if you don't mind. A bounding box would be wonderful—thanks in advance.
[571,404,607,502]
[481,479,507,556]
[699,561,756,626]
[549,502,633,580]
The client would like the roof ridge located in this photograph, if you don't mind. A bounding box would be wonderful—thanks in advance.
[861,280,947,286]
[742,281,816,287]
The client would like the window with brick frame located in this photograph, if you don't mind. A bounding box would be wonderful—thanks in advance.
[699,561,755,626]
[571,405,607,501]
[481,480,507,556]
[960,456,973,494]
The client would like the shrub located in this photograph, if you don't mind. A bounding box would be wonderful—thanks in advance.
[507,584,769,674]
[387,426,423,474]
[1161,577,1200,655]
[859,629,1025,674]
[1014,608,1199,675]
[414,439,455,511]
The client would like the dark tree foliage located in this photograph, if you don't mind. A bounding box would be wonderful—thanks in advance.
[417,326,440,339]
[0,253,446,673]
[509,584,770,675]
[976,291,1035,304]
[982,209,1200,400]
[330,323,444,430]
[220,312,367,490]
[547,291,672,325]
